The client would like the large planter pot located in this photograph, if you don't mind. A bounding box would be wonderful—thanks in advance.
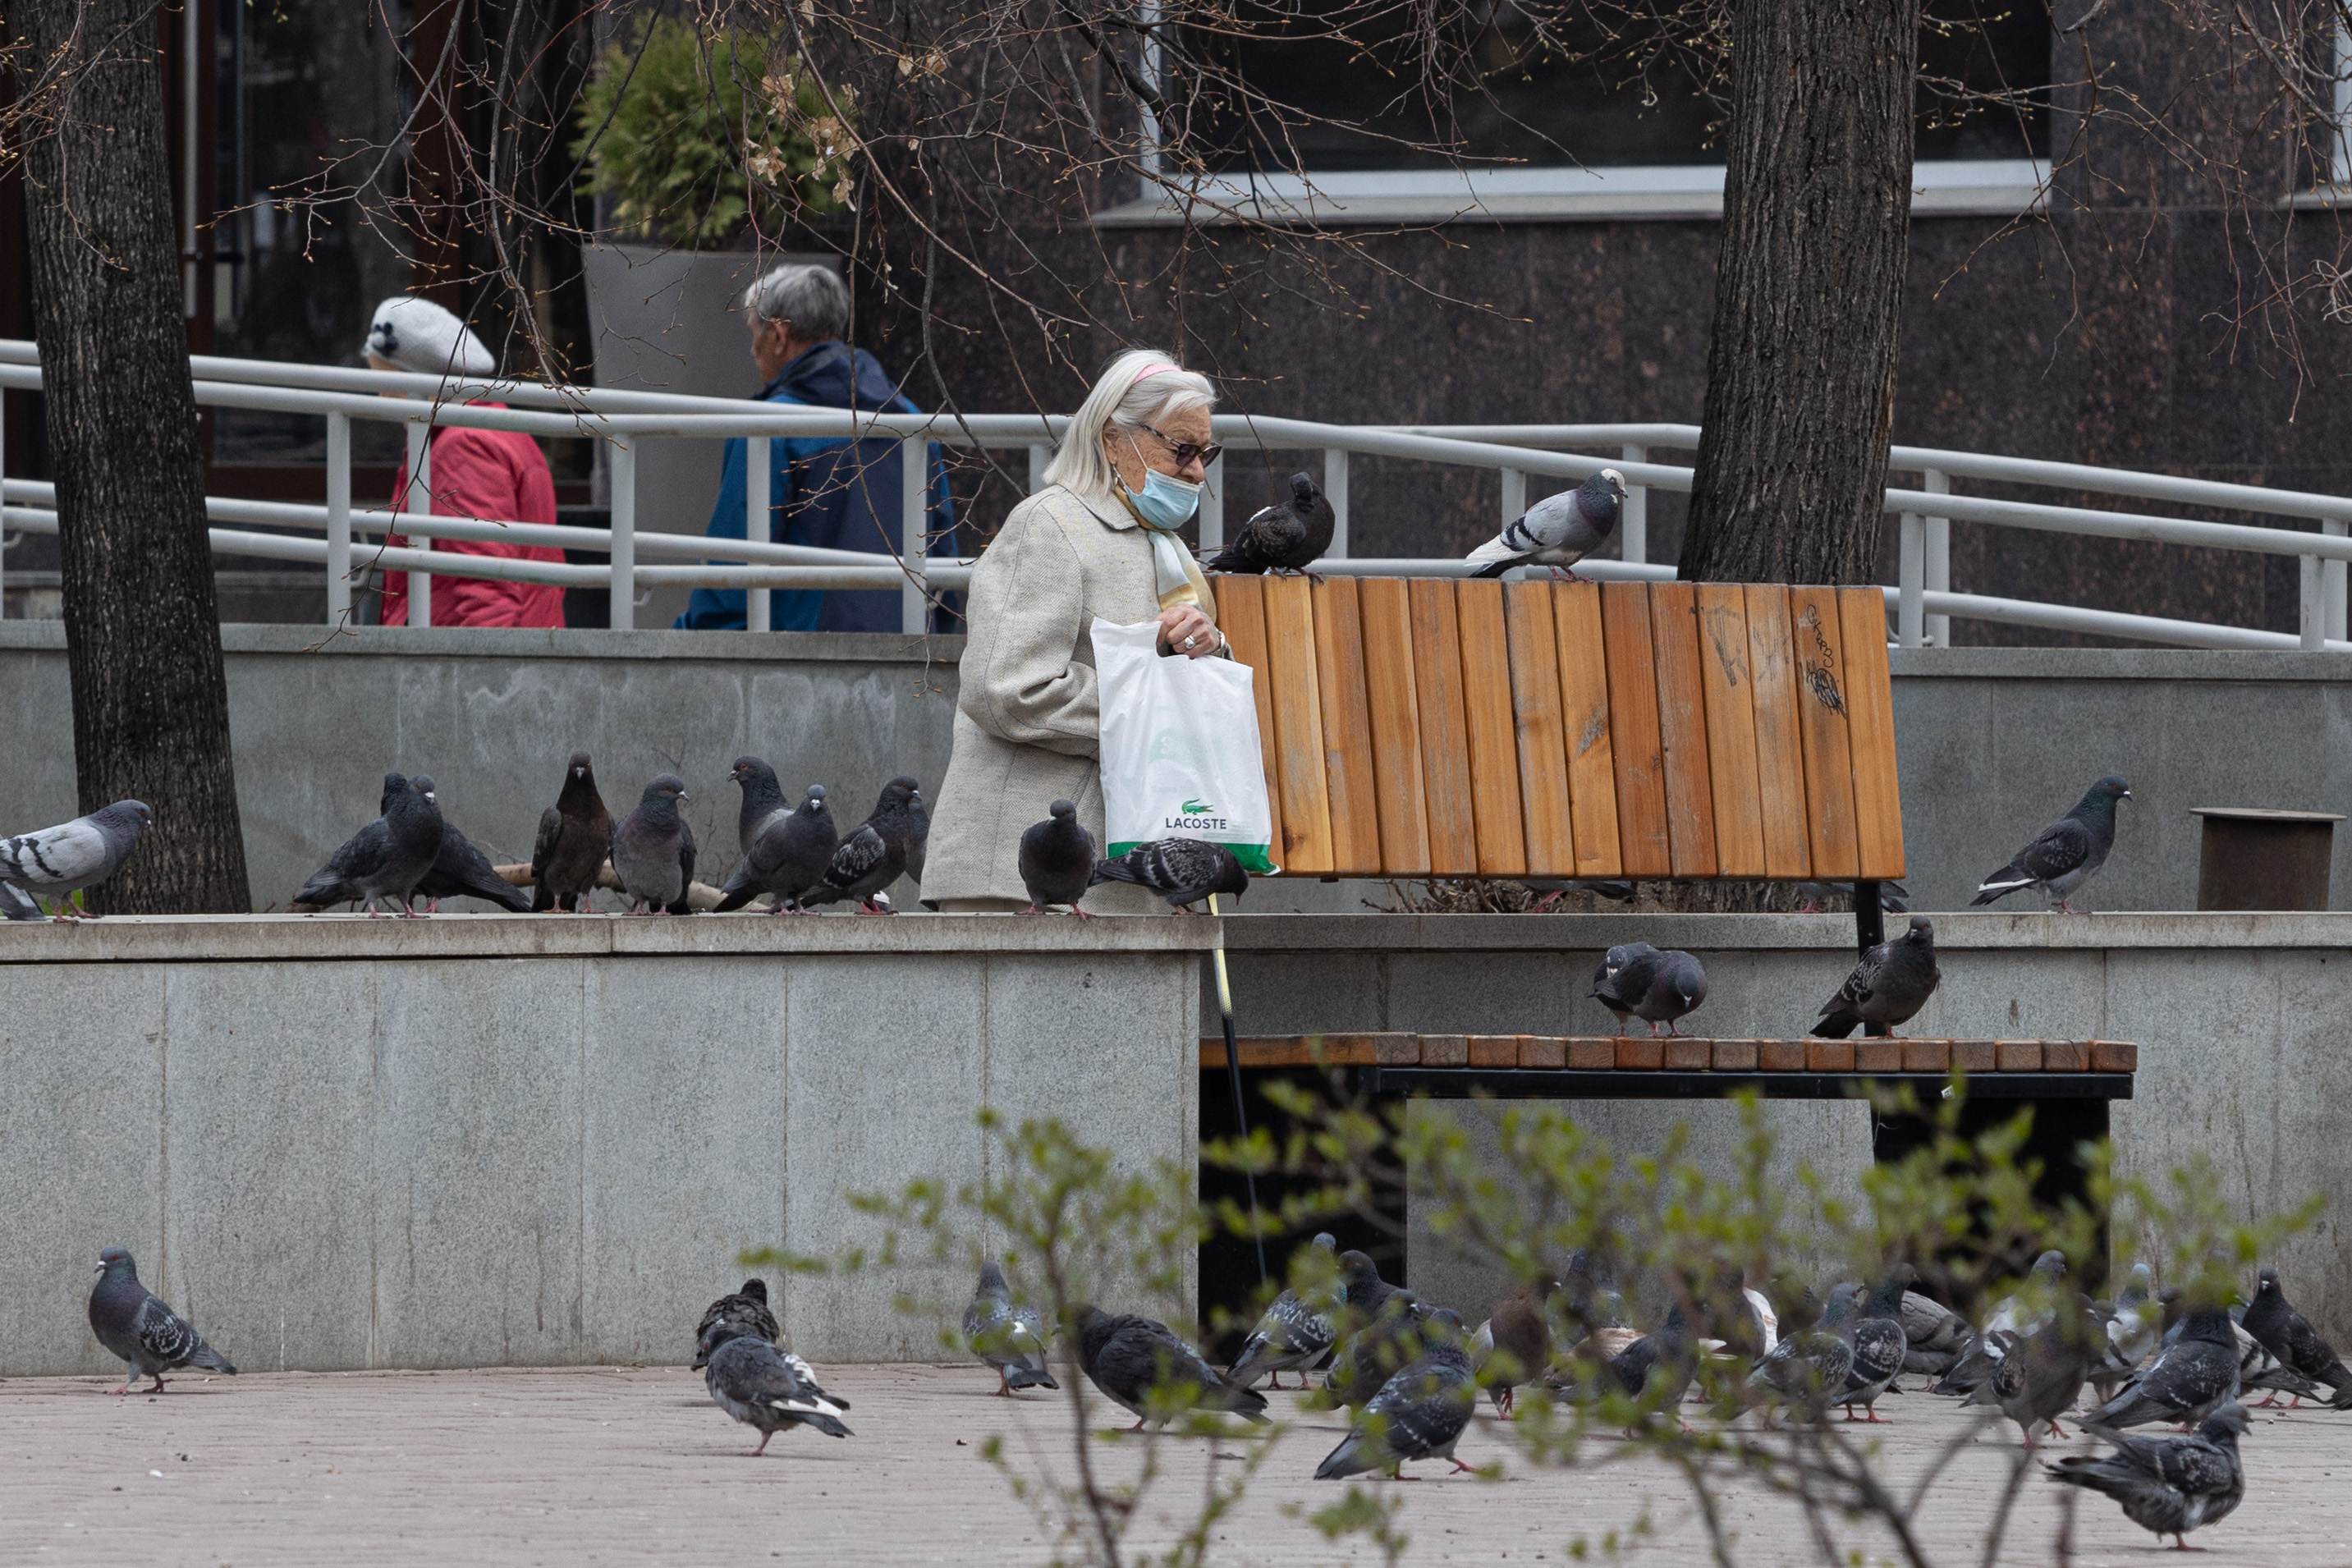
[580,242,833,628]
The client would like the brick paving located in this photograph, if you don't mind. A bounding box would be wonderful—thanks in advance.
[3,1364,2350,1566]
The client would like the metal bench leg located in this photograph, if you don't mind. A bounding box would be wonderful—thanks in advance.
[1854,882,1889,1038]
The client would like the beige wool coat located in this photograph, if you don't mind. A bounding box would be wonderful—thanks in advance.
[924,484,1220,911]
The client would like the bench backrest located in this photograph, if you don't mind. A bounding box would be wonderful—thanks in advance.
[1210,576,1905,882]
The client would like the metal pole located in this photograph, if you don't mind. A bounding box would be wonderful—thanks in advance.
[1897,513,1924,648]
[1207,892,1266,1289]
[1028,442,1052,495]
[1924,469,1951,648]
[1199,450,1224,550]
[744,436,770,635]
[325,411,351,624]
[1499,466,1525,527]
[1620,442,1647,565]
[2302,552,2326,650]
[1323,448,1350,559]
[0,385,7,621]
[608,438,635,630]
[404,422,433,628]
[901,435,928,635]
[2327,520,2348,642]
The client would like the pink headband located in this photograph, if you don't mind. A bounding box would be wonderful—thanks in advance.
[1134,363,1178,382]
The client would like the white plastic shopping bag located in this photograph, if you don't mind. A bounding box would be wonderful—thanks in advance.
[1090,617,1279,874]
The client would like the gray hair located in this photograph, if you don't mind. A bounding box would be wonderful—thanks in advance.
[742,262,850,342]
[1042,348,1217,500]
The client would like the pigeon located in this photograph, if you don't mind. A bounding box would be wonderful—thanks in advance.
[693,1279,782,1369]
[294,774,445,916]
[612,774,697,915]
[1465,469,1628,580]
[1071,1305,1268,1428]
[1978,1308,2093,1446]
[530,751,614,912]
[964,1263,1058,1396]
[2048,1403,2249,1550]
[1206,471,1337,575]
[87,1246,236,1394]
[1315,1309,1479,1480]
[1589,942,1662,1036]
[0,800,151,919]
[1559,1249,1631,1343]
[1750,1290,1855,1421]
[1476,1277,1557,1418]
[1333,1249,1413,1330]
[1019,799,1098,915]
[2087,1266,2162,1397]
[714,770,837,915]
[802,777,925,912]
[1566,1304,1699,1420]
[2087,1307,2240,1428]
[364,774,533,914]
[2240,1266,2352,1408]
[1836,1271,1914,1422]
[1089,837,1249,914]
[1226,1233,1341,1391]
[1811,915,1941,1038]
[1325,1294,1441,1410]
[1933,1250,2069,1396]
[1630,949,1708,1037]
[1972,774,2131,913]
[700,1323,853,1454]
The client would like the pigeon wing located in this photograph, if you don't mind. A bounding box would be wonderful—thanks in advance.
[1362,1361,1475,1460]
[0,818,116,891]
[297,818,394,907]
[823,825,889,895]
[134,1295,202,1369]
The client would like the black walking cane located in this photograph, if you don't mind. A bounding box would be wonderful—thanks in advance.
[1208,892,1268,1289]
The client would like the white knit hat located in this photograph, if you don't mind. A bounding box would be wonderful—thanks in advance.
[364,296,497,378]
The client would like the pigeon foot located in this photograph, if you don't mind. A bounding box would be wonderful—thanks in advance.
[1448,1457,1478,1474]
[1071,907,1098,919]
[2043,1419,2070,1439]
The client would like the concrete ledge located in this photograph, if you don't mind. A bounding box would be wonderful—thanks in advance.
[1890,646,2352,681]
[0,619,966,665]
[1219,910,2352,950]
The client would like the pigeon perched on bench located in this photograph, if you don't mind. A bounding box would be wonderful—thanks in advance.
[1207,472,1336,576]
[2048,1403,2248,1550]
[1590,942,1662,1035]
[1973,775,2130,913]
[1019,799,1098,915]
[530,751,613,912]
[1631,949,1708,1037]
[1811,915,1940,1038]
[1090,837,1249,913]
[88,1246,236,1394]
[803,777,925,912]
[295,774,445,917]
[1464,468,1627,580]
[0,799,150,919]
[714,764,837,914]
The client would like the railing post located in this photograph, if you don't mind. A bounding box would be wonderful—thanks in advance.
[1898,513,1925,648]
[745,435,770,635]
[404,421,432,628]
[0,384,7,621]
[325,411,351,625]
[1620,443,1647,565]
[1923,468,1951,648]
[901,434,928,635]
[608,437,635,630]
[1499,466,1525,527]
[1028,442,1052,495]
[2302,551,2326,650]
[1199,450,1224,550]
[1323,447,1350,559]
[2327,519,2348,643]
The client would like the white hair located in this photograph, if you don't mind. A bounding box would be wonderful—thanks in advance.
[1043,349,1217,500]
[742,261,850,342]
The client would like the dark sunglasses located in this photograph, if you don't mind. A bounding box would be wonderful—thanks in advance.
[1138,424,1222,469]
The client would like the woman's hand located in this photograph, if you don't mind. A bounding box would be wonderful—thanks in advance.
[1158,604,1222,659]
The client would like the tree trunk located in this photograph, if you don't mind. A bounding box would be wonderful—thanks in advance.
[1677,0,1923,586]
[19,0,252,914]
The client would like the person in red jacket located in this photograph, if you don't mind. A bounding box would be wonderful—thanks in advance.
[363,296,567,629]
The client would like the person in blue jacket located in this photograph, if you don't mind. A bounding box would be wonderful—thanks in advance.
[676,262,959,632]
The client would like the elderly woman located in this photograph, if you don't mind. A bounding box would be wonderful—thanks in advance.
[925,350,1226,913]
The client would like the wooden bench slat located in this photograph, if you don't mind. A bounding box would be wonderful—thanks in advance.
[1743,585,1814,879]
[1648,582,1719,877]
[1408,578,1481,875]
[1455,580,1529,876]
[1313,577,1385,875]
[1600,582,1673,877]
[1551,580,1622,878]
[1787,585,1861,879]
[1213,575,1286,871]
[1694,583,1767,876]
[1263,575,1334,873]
[1838,586,1908,880]
[1504,580,1578,875]
[1358,578,1433,875]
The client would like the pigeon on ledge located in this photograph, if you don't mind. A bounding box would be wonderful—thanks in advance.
[1089,837,1249,914]
[2048,1402,2248,1550]
[530,751,613,913]
[1811,915,1940,1038]
[1207,472,1337,576]
[714,766,837,915]
[612,775,697,915]
[1465,469,1628,580]
[964,1263,1058,1396]
[1019,799,1098,915]
[295,774,444,917]
[700,1323,852,1454]
[88,1246,236,1394]
[0,799,150,919]
[1973,775,2130,913]
[802,777,925,912]
[1316,1309,1479,1479]
[365,773,530,914]
[1631,949,1708,1038]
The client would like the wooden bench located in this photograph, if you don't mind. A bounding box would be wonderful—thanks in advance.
[1211,576,1905,888]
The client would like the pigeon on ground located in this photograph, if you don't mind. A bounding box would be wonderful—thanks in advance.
[1901,1290,1972,1376]
[612,774,697,915]
[1465,469,1629,580]
[0,800,151,919]
[1019,799,1099,915]
[2048,1403,2248,1550]
[1750,1290,1855,1421]
[1476,1277,1558,1418]
[1978,1309,2093,1446]
[700,1323,852,1454]
[1071,1305,1268,1428]
[714,771,837,915]
[1089,837,1249,914]
[693,1279,782,1369]
[1933,1250,2068,1396]
[964,1263,1058,1396]
[295,774,445,916]
[1315,1309,1479,1480]
[1972,774,2131,913]
[1564,1304,1699,1422]
[2087,1266,2160,1397]
[530,751,614,912]
[1589,942,1662,1036]
[1811,915,1941,1038]
[802,777,925,912]
[1207,472,1338,576]
[2240,1266,2352,1408]
[1325,1293,1440,1410]
[2088,1307,2241,1428]
[1559,1249,1631,1343]
[1333,1249,1414,1331]
[88,1246,236,1394]
[364,774,531,914]
[1630,949,1708,1037]
[1226,1233,1341,1391]
[1836,1271,1914,1422]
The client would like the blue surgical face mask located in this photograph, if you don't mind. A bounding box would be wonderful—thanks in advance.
[1123,441,1202,530]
